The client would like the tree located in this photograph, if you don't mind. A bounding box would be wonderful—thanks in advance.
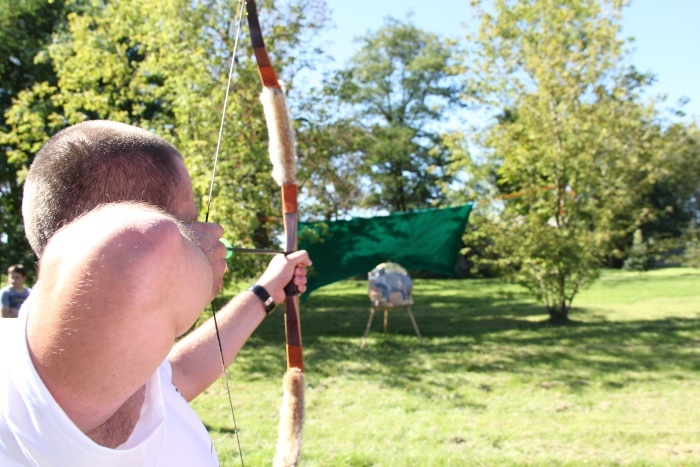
[0,0,71,269]
[294,84,368,221]
[459,0,665,321]
[641,121,700,264]
[622,229,650,271]
[332,17,462,213]
[1,0,330,278]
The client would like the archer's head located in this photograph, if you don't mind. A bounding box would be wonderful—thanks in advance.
[23,120,192,257]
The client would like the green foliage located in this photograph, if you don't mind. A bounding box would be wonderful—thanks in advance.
[1,0,330,279]
[193,269,700,465]
[0,0,67,111]
[294,85,367,221]
[0,0,71,269]
[457,0,673,320]
[3,0,697,294]
[644,122,700,260]
[330,17,462,213]
[623,228,651,271]
[685,244,700,268]
[683,226,700,268]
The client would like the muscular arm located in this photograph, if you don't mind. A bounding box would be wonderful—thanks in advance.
[26,203,215,434]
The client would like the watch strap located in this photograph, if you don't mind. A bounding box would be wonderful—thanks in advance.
[248,283,276,314]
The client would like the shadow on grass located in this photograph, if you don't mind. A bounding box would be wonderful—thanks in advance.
[225,279,700,398]
[202,423,239,435]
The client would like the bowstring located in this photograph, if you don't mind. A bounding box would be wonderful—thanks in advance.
[205,1,247,465]
[206,0,246,223]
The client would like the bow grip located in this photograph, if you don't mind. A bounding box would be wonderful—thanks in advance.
[284,280,298,297]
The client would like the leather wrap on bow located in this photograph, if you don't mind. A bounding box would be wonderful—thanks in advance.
[245,1,304,465]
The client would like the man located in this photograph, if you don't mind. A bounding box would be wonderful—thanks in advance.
[1,264,31,318]
[0,120,311,465]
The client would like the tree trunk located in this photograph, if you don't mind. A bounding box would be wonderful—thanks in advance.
[548,305,570,323]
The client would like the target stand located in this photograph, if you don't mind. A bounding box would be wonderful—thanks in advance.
[360,304,423,349]
[361,262,423,349]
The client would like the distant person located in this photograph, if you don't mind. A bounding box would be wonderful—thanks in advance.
[1,264,31,318]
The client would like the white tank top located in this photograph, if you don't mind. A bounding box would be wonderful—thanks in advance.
[0,310,219,466]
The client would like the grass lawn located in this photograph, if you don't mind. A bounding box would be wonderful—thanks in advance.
[192,268,700,466]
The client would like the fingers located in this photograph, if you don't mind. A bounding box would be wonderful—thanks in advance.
[289,251,311,294]
[257,250,312,304]
[286,250,313,267]
[186,221,224,243]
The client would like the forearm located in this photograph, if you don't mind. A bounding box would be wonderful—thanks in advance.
[168,289,267,401]
[168,250,311,401]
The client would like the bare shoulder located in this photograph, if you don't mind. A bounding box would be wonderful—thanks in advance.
[26,202,210,435]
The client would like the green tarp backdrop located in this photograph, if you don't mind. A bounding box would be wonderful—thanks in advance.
[298,204,473,296]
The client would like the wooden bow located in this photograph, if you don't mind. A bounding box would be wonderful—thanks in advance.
[245,2,305,465]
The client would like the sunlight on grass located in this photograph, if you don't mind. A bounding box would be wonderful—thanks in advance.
[192,268,700,466]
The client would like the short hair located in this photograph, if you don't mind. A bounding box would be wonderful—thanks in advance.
[23,120,184,257]
[7,264,27,277]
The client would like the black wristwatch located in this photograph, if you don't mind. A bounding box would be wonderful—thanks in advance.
[248,283,276,314]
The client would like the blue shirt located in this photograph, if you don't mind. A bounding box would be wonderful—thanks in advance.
[0,287,31,318]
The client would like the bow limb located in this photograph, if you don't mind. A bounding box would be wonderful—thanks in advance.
[264,87,304,467]
[245,2,304,465]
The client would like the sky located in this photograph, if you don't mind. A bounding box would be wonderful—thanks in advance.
[320,0,700,119]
